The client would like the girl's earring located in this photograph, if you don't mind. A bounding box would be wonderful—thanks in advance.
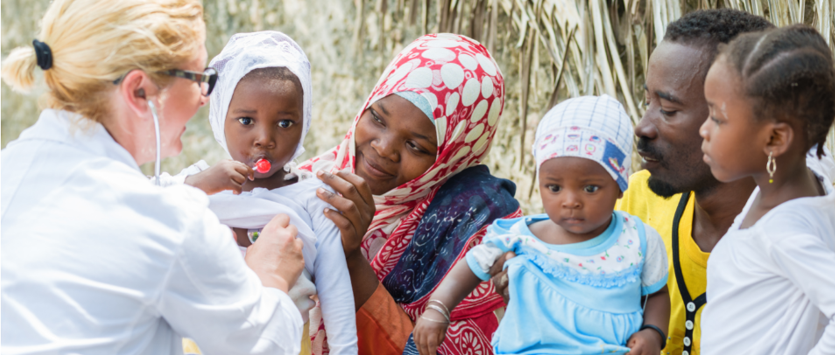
[767,151,777,184]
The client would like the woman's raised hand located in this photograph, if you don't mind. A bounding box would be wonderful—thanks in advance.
[316,170,375,257]
[245,213,305,293]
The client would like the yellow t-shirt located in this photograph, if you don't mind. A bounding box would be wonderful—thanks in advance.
[616,170,709,355]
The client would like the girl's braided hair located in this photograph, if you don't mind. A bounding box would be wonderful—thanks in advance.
[719,24,835,158]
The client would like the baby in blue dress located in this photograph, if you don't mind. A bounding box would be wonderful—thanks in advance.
[413,95,670,355]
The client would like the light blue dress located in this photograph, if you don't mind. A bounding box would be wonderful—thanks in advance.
[466,211,668,355]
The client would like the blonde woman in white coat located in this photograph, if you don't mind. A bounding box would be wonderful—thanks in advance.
[1,0,306,354]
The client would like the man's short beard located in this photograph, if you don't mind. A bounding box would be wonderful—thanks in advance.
[647,172,721,198]
[647,176,681,198]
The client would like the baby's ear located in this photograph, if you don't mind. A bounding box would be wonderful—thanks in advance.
[764,121,794,158]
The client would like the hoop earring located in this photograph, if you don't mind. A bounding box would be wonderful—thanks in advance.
[767,151,776,184]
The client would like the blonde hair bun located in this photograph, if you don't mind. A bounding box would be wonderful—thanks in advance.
[1,0,205,124]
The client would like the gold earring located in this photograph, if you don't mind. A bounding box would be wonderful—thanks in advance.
[767,151,776,183]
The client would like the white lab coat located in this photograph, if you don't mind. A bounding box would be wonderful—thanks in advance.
[1,109,302,355]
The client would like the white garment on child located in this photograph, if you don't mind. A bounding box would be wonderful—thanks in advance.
[207,178,358,355]
[156,163,319,317]
[467,211,668,354]
[701,169,835,355]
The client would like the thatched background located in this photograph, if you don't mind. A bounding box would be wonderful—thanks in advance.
[2,0,834,213]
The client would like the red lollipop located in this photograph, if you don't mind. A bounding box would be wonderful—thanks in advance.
[254,158,271,174]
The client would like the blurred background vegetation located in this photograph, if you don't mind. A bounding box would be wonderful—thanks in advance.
[2,0,834,213]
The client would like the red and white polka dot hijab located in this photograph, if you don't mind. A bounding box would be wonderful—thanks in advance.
[299,33,505,251]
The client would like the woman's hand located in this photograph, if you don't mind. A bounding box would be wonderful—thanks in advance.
[185,160,253,195]
[245,214,305,294]
[489,251,516,304]
[315,170,375,257]
[626,329,663,355]
[413,309,450,355]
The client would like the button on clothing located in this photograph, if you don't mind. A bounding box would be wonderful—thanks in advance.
[616,151,835,355]
[701,172,835,355]
[466,211,668,354]
[1,110,303,355]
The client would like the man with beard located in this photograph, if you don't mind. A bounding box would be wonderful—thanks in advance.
[615,9,773,355]
[489,9,774,355]
[491,9,835,355]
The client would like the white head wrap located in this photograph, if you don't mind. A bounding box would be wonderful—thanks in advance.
[533,95,634,191]
[208,31,312,166]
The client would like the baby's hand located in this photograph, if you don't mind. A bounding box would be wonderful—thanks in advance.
[626,328,663,355]
[413,309,449,355]
[185,160,254,195]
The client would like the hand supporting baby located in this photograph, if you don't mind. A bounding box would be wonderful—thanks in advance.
[185,159,254,195]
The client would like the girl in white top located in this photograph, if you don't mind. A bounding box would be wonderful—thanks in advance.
[699,25,835,355]
[162,31,357,354]
[1,1,306,354]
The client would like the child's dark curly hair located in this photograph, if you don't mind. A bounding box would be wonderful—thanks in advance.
[719,24,835,158]
[664,9,774,62]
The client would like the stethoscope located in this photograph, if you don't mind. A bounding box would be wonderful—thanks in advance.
[149,100,161,186]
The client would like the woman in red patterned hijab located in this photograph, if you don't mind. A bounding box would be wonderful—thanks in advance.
[300,33,521,354]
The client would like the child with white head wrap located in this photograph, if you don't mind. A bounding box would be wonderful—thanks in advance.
[169,31,357,355]
[208,31,312,170]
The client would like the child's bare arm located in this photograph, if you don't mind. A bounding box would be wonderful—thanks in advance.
[626,286,670,355]
[185,160,254,195]
[413,259,485,355]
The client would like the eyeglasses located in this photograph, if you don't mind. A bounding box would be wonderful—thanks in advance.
[113,67,219,97]
[163,68,218,96]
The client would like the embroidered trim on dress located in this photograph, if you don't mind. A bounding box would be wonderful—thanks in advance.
[522,251,644,289]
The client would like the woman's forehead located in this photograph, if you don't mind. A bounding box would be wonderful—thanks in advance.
[373,95,437,146]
